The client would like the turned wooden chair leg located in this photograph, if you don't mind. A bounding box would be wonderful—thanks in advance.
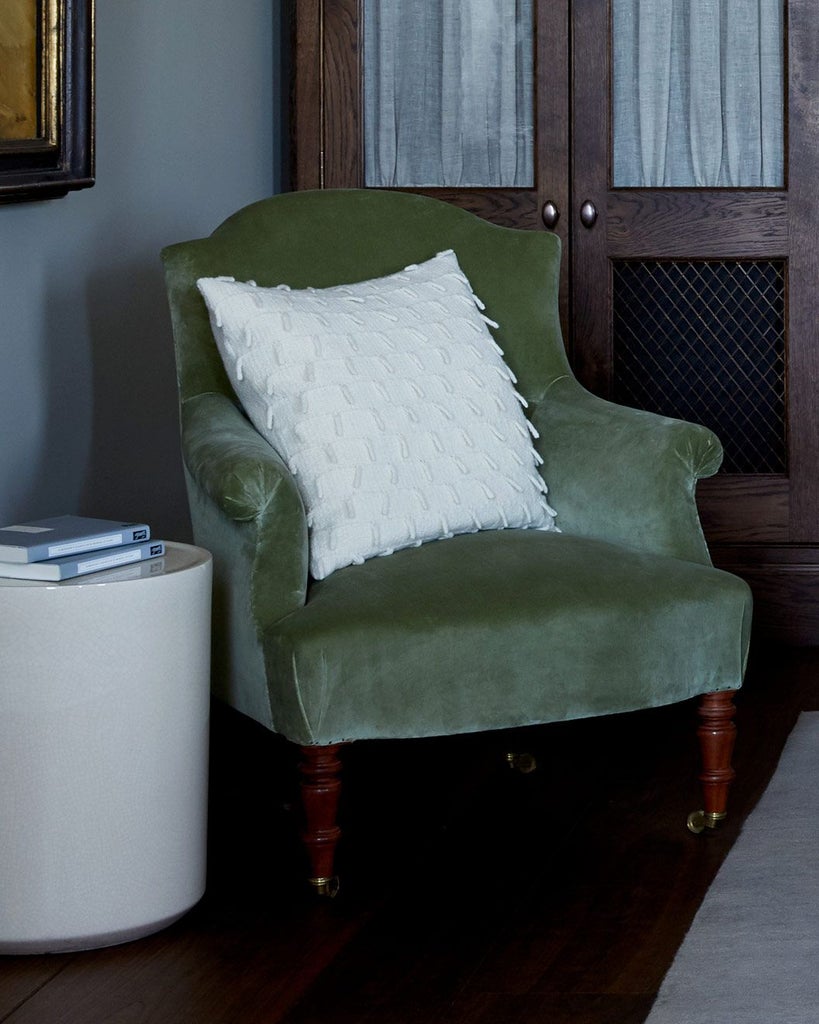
[687,689,737,834]
[298,744,343,896]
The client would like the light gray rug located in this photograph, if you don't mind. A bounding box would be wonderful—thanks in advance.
[646,712,819,1024]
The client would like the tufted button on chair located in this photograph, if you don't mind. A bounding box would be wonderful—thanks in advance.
[162,189,751,894]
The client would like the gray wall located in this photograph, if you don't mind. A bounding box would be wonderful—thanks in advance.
[0,1,280,539]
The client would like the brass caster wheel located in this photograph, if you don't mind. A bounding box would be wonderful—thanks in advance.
[687,810,727,835]
[308,875,340,898]
[687,810,706,834]
[506,752,537,774]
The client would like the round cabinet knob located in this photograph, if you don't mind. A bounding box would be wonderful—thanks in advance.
[541,201,560,230]
[580,200,598,229]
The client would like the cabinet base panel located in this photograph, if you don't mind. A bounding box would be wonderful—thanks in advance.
[710,545,819,646]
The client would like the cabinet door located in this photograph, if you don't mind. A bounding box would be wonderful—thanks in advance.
[291,0,570,320]
[572,0,819,563]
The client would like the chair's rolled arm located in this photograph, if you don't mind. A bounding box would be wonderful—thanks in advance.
[181,391,309,623]
[531,376,722,564]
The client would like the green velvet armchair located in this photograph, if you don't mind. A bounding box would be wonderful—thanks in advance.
[162,189,752,894]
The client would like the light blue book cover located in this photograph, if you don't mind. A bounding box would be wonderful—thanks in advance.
[0,515,151,563]
[0,540,166,581]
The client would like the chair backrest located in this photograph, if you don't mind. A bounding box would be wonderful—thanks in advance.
[162,189,571,411]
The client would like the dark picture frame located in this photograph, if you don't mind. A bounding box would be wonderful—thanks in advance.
[0,0,94,204]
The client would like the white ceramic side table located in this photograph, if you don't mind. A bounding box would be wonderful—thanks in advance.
[0,541,212,954]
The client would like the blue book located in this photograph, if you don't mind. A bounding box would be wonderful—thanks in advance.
[0,515,151,563]
[0,540,166,581]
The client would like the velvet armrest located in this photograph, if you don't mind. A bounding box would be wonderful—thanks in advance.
[181,391,309,625]
[532,375,722,565]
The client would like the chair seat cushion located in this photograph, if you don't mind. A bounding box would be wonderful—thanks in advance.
[262,530,752,746]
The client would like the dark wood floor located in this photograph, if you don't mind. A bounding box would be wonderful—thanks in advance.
[2,642,817,1024]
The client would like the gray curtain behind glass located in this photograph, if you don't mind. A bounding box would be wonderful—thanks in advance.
[613,0,784,187]
[363,0,534,188]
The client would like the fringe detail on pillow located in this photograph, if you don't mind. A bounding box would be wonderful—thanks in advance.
[413,488,430,511]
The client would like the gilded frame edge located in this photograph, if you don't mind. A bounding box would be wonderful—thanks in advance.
[0,0,94,204]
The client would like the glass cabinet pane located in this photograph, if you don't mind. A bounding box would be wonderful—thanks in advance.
[363,0,534,188]
[612,0,784,187]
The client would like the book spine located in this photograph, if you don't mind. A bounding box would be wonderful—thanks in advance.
[71,541,165,577]
[0,526,152,563]
[0,540,165,580]
[44,526,151,561]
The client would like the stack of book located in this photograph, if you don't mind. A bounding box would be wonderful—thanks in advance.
[0,515,166,581]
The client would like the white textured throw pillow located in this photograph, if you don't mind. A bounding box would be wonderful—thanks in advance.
[198,250,557,579]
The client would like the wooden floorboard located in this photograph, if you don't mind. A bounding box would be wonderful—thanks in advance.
[0,959,70,1021]
[1,642,816,1023]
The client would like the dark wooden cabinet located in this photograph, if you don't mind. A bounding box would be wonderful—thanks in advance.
[291,0,819,642]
